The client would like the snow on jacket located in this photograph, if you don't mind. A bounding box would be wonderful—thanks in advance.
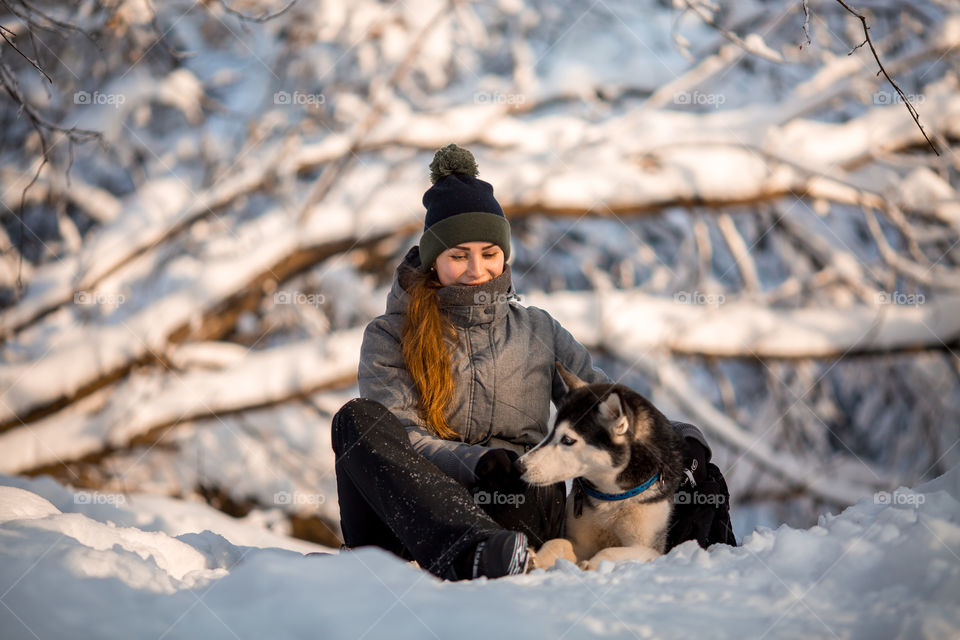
[357,246,706,487]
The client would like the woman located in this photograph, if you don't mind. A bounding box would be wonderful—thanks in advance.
[331,144,734,580]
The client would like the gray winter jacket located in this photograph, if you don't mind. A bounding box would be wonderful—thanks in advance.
[357,246,706,487]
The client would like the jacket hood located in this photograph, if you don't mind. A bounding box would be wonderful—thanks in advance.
[385,246,517,326]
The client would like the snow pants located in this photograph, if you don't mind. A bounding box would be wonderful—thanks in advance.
[331,398,566,579]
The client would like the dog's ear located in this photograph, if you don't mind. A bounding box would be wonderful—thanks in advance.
[598,393,629,436]
[556,361,587,392]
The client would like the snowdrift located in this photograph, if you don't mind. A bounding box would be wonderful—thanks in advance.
[1,468,957,639]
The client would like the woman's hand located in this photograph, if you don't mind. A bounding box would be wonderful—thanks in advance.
[474,448,525,493]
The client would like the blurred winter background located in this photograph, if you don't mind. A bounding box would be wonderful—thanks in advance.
[1,0,959,550]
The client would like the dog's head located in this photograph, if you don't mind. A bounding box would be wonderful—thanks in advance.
[517,362,661,488]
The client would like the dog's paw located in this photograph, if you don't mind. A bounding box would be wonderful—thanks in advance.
[578,558,617,572]
[532,538,577,571]
[583,546,661,570]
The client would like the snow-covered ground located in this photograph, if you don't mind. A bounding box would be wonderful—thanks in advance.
[1,1,958,636]
[2,0,958,555]
[1,467,957,639]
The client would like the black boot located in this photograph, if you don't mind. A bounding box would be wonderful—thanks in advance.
[455,530,532,580]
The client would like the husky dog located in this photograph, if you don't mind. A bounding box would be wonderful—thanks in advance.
[518,363,684,570]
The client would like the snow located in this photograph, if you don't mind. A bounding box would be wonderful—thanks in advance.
[0,486,58,523]
[1,0,959,636]
[1,467,958,639]
[523,289,960,359]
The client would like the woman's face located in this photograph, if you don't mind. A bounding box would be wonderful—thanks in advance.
[434,242,505,286]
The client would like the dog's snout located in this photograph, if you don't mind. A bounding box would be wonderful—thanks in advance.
[514,455,527,474]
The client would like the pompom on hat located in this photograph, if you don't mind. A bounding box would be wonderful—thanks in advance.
[419,144,510,271]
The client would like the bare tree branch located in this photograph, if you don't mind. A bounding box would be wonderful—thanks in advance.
[0,22,51,82]
[833,0,940,155]
[215,0,298,24]
[679,0,787,63]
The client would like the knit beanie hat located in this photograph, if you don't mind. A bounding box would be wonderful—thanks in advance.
[419,144,511,271]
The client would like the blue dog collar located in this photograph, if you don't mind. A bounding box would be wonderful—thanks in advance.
[579,472,661,501]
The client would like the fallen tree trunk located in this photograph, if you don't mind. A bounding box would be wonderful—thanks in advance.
[0,328,362,475]
[522,290,960,359]
[0,194,399,429]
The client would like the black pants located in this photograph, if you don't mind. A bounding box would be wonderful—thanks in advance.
[331,398,566,579]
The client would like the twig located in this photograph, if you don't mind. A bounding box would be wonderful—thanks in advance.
[692,213,713,285]
[773,202,883,303]
[717,213,760,292]
[646,3,796,109]
[0,62,100,292]
[860,202,960,289]
[882,203,933,267]
[680,0,786,64]
[707,357,738,419]
[0,25,51,82]
[833,0,939,155]
[800,0,812,48]
[9,0,89,35]
[762,266,841,306]
[215,0,298,23]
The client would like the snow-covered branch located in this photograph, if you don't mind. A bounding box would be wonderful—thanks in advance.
[0,330,362,475]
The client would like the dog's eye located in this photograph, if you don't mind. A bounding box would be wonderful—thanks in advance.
[560,435,577,446]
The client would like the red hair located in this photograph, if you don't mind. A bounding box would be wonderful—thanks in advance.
[401,269,460,440]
